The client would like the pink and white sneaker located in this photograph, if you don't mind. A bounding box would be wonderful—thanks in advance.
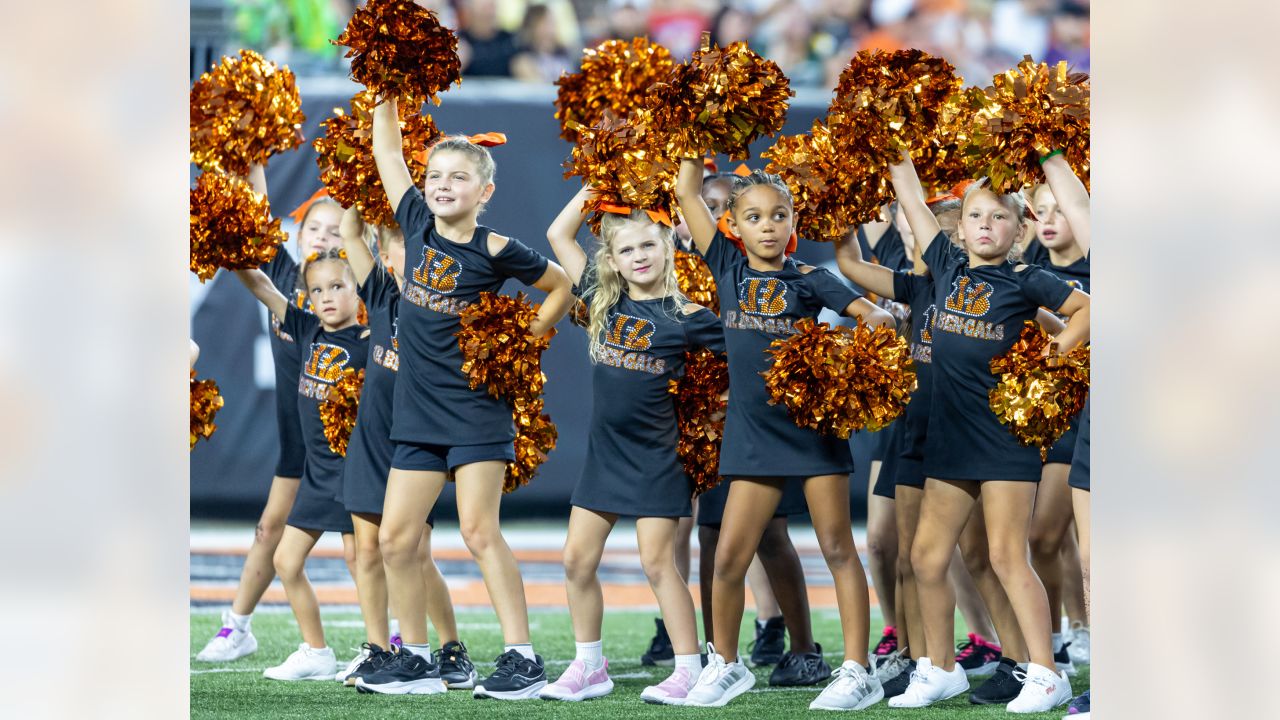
[641,666,696,705]
[538,658,614,701]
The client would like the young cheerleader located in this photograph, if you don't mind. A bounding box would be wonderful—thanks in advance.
[539,185,722,704]
[232,247,367,680]
[332,209,475,691]
[883,150,1088,713]
[675,158,894,710]
[196,166,345,663]
[359,97,574,699]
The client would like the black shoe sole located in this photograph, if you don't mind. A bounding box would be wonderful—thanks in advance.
[969,692,1020,705]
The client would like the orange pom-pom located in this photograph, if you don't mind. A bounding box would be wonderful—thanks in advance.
[507,401,558,493]
[763,318,916,438]
[563,110,678,233]
[190,371,225,450]
[674,249,719,313]
[333,0,462,105]
[190,171,287,281]
[764,118,881,241]
[555,38,676,144]
[313,90,441,228]
[989,321,1090,457]
[669,349,729,495]
[319,368,364,456]
[190,49,306,176]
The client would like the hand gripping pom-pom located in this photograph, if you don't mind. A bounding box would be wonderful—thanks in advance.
[190,171,287,282]
[334,0,462,105]
[190,49,306,175]
[320,368,364,456]
[669,349,730,495]
[645,33,792,160]
[314,90,441,227]
[191,372,225,450]
[966,56,1090,193]
[989,321,1090,457]
[763,318,916,438]
[556,38,676,144]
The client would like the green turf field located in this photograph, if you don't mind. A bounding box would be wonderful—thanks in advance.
[191,607,1087,719]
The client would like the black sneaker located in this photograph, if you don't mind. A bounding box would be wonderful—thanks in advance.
[956,632,1002,676]
[343,643,395,687]
[968,657,1023,704]
[768,642,831,686]
[641,618,674,667]
[354,647,446,695]
[472,650,547,700]
[749,616,786,667]
[881,659,916,699]
[1055,641,1077,675]
[434,640,477,690]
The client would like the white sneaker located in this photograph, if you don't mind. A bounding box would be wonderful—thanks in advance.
[810,660,884,711]
[887,657,969,708]
[263,643,338,681]
[195,611,257,662]
[875,649,911,683]
[1066,624,1090,664]
[683,645,756,707]
[336,646,372,682]
[1006,663,1072,713]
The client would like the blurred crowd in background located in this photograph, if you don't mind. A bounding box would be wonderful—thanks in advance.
[224,0,1088,86]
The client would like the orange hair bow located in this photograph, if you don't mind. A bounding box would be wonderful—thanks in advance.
[288,187,330,225]
[703,156,718,174]
[412,132,508,164]
[733,164,752,177]
[717,210,798,257]
[599,201,674,228]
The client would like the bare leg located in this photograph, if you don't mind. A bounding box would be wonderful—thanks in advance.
[637,517,700,656]
[420,525,458,645]
[230,476,300,615]
[1060,523,1087,628]
[911,478,978,670]
[1072,489,1090,623]
[378,468,446,645]
[866,462,898,629]
[711,479,784,662]
[949,547,997,641]
[746,556,781,620]
[1029,463,1074,632]
[273,525,326,648]
[674,512,694,584]
[352,512,389,647]
[895,486,925,658]
[959,502,1026,661]
[454,461,531,644]
[561,506,616,643]
[756,517,815,653]
[698,524,719,645]
[981,482,1055,669]
[803,474,870,664]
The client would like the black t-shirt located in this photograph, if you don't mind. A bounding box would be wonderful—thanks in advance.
[700,230,862,477]
[893,270,937,445]
[858,223,911,272]
[342,266,401,487]
[921,231,1075,480]
[392,187,550,446]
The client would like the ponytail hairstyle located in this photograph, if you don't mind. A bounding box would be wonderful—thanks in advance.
[298,246,355,295]
[582,210,688,360]
[725,169,793,217]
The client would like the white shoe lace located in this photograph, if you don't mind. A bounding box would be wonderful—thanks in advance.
[1013,669,1055,693]
[694,649,727,688]
[830,664,869,696]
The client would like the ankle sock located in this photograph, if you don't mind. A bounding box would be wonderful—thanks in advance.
[506,643,536,661]
[228,612,251,631]
[574,640,603,669]
[675,653,702,673]
[404,643,432,659]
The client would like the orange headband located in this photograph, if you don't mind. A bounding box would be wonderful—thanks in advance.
[703,156,718,174]
[288,187,330,225]
[412,132,508,165]
[599,201,674,228]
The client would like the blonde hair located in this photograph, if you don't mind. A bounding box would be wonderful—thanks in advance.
[428,135,497,185]
[961,178,1027,261]
[583,211,688,360]
[298,246,356,291]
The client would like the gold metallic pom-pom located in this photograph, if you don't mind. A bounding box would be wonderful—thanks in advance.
[674,249,719,313]
[313,90,441,228]
[668,349,729,495]
[457,292,553,405]
[555,37,676,143]
[763,318,916,438]
[190,171,287,282]
[333,0,462,106]
[646,32,793,160]
[989,321,1090,457]
[319,368,364,456]
[506,401,558,493]
[190,49,306,176]
[563,110,678,232]
[966,56,1089,193]
[765,118,881,240]
[191,371,225,450]
[569,299,589,328]
[913,89,984,195]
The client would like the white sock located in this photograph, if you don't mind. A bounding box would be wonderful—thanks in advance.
[389,618,401,636]
[575,640,603,669]
[506,643,536,661]
[675,653,702,674]
[404,643,432,659]
[1017,661,1029,671]
[228,611,251,631]
[1051,633,1064,652]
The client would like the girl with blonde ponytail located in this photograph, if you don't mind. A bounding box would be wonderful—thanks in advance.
[542,185,725,705]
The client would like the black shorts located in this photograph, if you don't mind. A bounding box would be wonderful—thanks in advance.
[697,477,809,528]
[391,441,515,473]
[1067,395,1090,491]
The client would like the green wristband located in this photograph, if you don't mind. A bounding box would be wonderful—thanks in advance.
[1039,149,1065,165]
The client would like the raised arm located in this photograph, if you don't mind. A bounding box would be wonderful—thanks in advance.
[834,230,897,299]
[1040,153,1090,256]
[372,96,414,215]
[545,184,593,287]
[1050,289,1090,352]
[888,151,941,257]
[234,268,290,321]
[340,206,375,286]
[246,163,269,200]
[529,261,575,339]
[675,158,717,255]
